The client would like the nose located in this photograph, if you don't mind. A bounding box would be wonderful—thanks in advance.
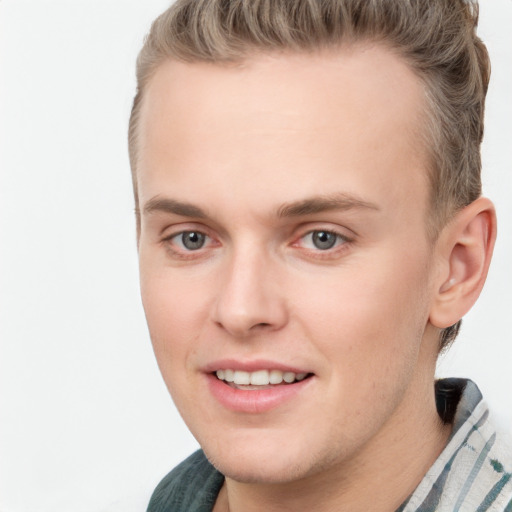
[212,247,288,338]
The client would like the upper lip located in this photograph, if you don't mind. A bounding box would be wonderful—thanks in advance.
[202,359,312,374]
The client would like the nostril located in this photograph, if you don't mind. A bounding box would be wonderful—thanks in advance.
[253,322,271,329]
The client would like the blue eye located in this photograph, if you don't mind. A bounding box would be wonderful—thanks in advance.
[301,230,345,250]
[174,231,207,250]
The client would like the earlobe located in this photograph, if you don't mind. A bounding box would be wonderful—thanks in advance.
[429,197,497,329]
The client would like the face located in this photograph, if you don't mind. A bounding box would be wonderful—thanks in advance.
[137,46,441,484]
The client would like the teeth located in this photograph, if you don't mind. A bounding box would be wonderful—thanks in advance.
[215,369,308,386]
[250,370,269,385]
[233,370,250,385]
[269,369,283,384]
[283,372,295,383]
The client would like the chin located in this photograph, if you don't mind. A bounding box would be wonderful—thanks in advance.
[207,451,313,484]
[200,430,340,485]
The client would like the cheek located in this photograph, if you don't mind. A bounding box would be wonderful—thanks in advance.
[290,254,431,436]
[139,268,212,372]
[291,249,432,368]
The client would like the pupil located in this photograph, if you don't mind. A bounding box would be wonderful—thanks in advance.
[182,232,205,250]
[312,231,336,250]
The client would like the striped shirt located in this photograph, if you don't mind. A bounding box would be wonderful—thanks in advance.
[398,379,512,511]
[147,379,512,511]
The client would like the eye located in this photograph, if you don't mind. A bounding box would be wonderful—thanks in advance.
[161,228,219,260]
[171,231,209,251]
[300,230,347,251]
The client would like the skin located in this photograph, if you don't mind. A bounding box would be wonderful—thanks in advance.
[136,45,493,511]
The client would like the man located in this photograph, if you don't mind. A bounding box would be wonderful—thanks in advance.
[129,0,511,510]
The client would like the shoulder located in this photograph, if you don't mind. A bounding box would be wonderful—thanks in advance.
[402,379,512,511]
[147,450,224,512]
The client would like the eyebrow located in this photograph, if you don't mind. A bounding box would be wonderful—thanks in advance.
[141,193,380,220]
[142,197,208,218]
[277,193,380,218]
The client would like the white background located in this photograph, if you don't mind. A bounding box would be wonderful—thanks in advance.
[0,1,511,511]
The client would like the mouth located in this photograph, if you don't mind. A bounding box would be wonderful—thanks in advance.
[214,369,312,390]
[205,361,315,413]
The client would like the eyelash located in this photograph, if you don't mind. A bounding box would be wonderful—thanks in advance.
[161,228,352,260]
[293,229,351,255]
[162,230,217,260]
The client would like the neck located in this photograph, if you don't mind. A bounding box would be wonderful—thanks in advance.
[215,373,452,512]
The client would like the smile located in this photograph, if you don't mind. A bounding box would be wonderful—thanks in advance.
[215,369,309,387]
[207,366,314,413]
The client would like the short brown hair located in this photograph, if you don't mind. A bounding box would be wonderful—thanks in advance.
[129,0,491,350]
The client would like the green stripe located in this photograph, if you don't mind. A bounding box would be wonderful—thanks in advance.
[476,472,512,512]
[454,433,496,511]
[414,409,489,512]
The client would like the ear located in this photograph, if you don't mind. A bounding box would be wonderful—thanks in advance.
[429,197,497,329]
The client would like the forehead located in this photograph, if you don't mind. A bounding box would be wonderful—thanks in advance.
[137,45,430,221]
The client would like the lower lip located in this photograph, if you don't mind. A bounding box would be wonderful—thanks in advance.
[206,373,313,413]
